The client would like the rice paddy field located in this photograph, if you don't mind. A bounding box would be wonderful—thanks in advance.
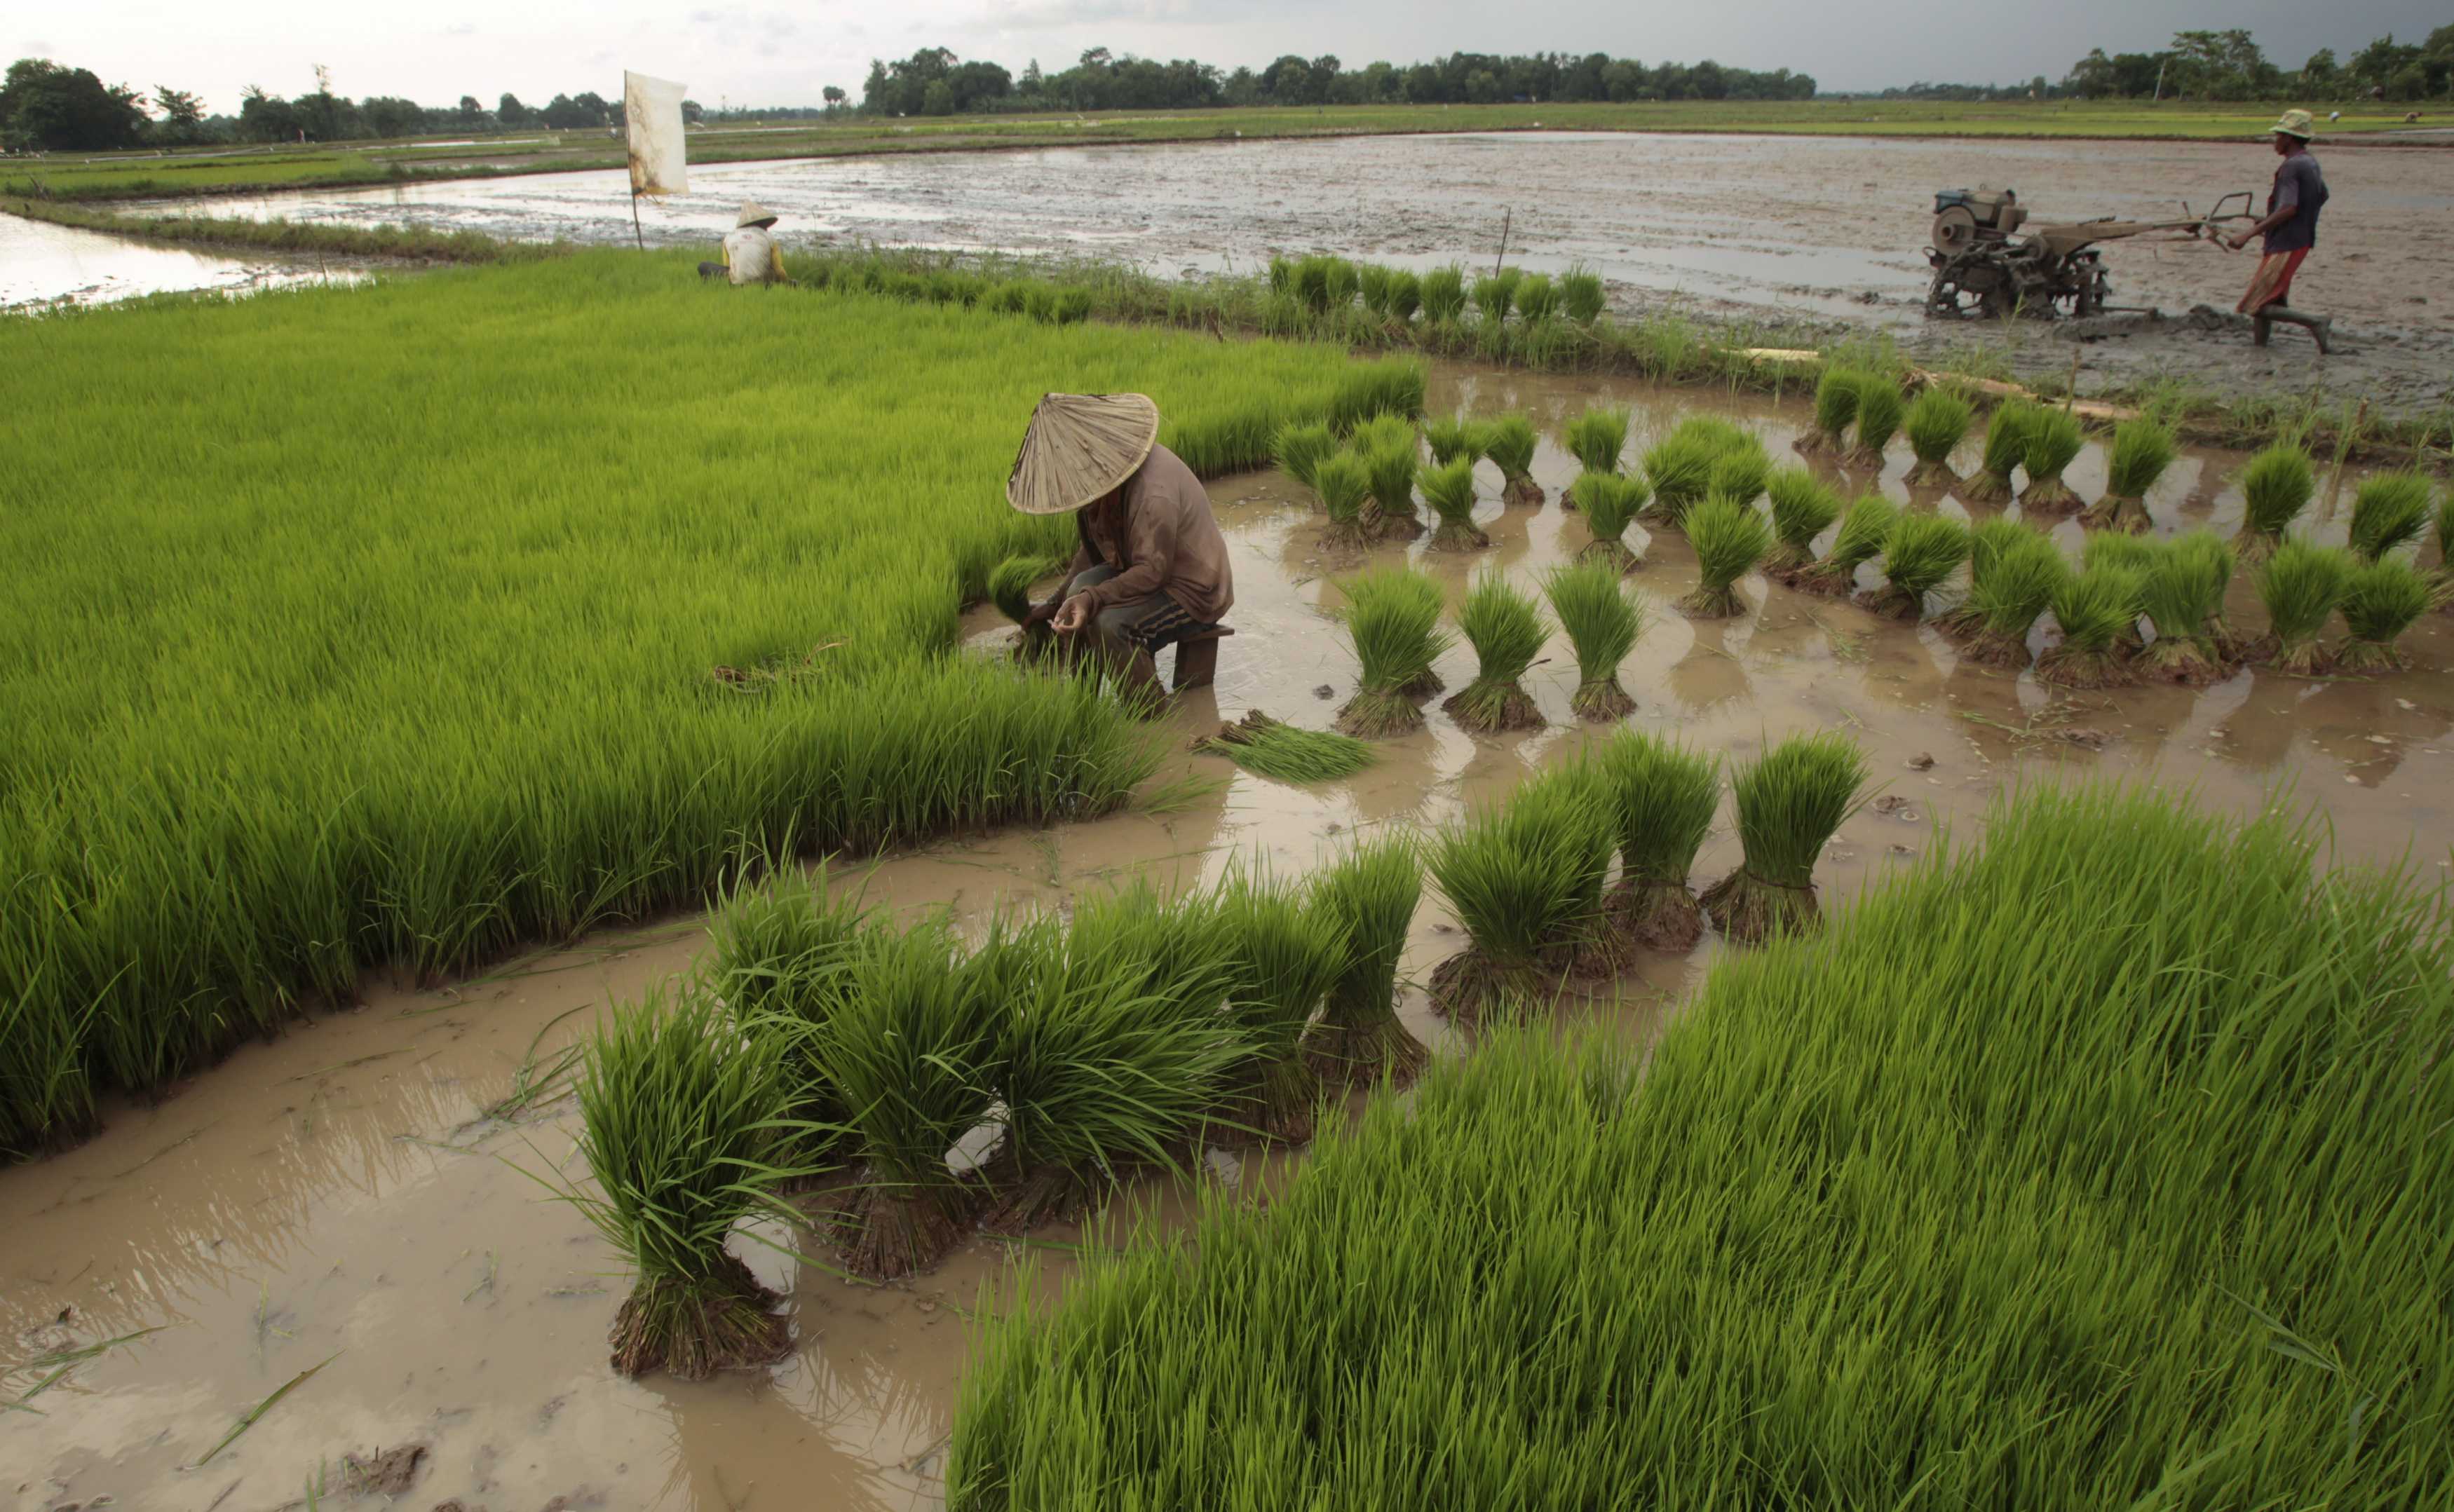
[3,254,2450,1510]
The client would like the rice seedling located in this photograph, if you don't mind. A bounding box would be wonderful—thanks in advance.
[1442,571,1549,733]
[1362,437,1424,543]
[1404,454,1483,552]
[707,859,876,1176]
[1900,386,1973,488]
[1638,430,1723,531]
[1325,259,1362,310]
[1305,834,1425,1089]
[1471,273,1517,325]
[1794,367,1863,455]
[1345,411,1416,458]
[2082,531,2157,658]
[1420,265,1467,324]
[1794,493,1899,597]
[1265,255,1293,296]
[1678,495,1773,618]
[1844,380,1904,468]
[1290,255,1336,314]
[1514,273,1561,323]
[1857,512,1970,622]
[1385,270,1423,324]
[1560,266,1606,324]
[1334,566,1451,737]
[1960,400,2036,503]
[1427,768,1616,1025]
[1699,731,1868,943]
[2133,534,2232,684]
[2335,557,2435,674]
[1542,560,1644,720]
[1484,413,1545,507]
[2080,417,2178,534]
[1561,407,1632,508]
[1272,420,1338,495]
[1707,441,1772,508]
[1356,264,1392,315]
[568,988,794,1380]
[1323,361,1428,436]
[2037,566,2143,688]
[1198,710,1377,784]
[1960,530,2068,668]
[1423,416,1491,468]
[1313,451,1374,552]
[1761,468,1843,583]
[2253,539,2352,676]
[2169,529,2247,661]
[2347,472,2435,563]
[1216,868,1347,1143]
[2230,442,2316,564]
[2017,408,2087,516]
[1593,730,1720,951]
[1571,470,1649,573]
[1934,516,2032,640]
[2436,487,2454,585]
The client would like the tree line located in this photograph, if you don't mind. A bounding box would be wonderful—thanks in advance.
[1885,27,2454,103]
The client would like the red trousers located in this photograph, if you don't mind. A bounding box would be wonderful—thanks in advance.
[2237,247,2309,314]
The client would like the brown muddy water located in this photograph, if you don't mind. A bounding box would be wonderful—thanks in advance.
[6,366,2451,1512]
[0,214,370,313]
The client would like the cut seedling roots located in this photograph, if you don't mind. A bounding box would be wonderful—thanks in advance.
[1502,475,1545,508]
[2035,647,2136,689]
[1336,690,1426,738]
[1307,1016,1426,1091]
[1904,461,1959,489]
[1571,678,1636,722]
[2080,496,2154,534]
[1431,522,1491,552]
[836,1183,971,1283]
[1579,539,1641,574]
[1442,679,1542,733]
[609,1252,792,1382]
[2019,479,2082,519]
[1676,585,1748,619]
[1606,879,1706,953]
[1960,470,2015,505]
[1699,869,1819,944]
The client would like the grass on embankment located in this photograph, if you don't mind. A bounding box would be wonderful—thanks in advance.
[950,782,2454,1508]
[0,250,1421,1155]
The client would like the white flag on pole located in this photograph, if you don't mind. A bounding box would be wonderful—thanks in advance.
[624,71,689,196]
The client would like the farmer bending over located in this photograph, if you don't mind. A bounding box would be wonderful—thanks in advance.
[2226,110,2331,354]
[698,200,792,285]
[1006,392,1233,703]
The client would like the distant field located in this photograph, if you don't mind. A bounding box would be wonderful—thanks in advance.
[5,99,2434,201]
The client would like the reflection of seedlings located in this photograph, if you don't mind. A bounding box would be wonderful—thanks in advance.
[2251,540,2353,676]
[1961,400,2038,504]
[1795,494,1897,597]
[1702,732,1869,944]
[2230,444,2316,565]
[1763,467,1842,584]
[2017,409,2087,517]
[1571,471,1648,571]
[1595,732,1721,951]
[1794,367,1863,456]
[2138,533,2235,685]
[1937,518,2034,641]
[1679,496,1772,618]
[2080,418,2176,535]
[1442,571,1547,733]
[1858,514,1969,622]
[2038,566,2144,688]
[1901,388,1972,489]
[1961,533,2068,669]
[1307,836,1426,1090]
[2347,473,2434,564]
[2335,559,2434,674]
[1484,415,1545,507]
[1418,456,1488,552]
[1334,566,1451,737]
[1543,561,1643,721]
[1428,770,1616,1026]
[1219,870,1345,1143]
[1844,381,1903,470]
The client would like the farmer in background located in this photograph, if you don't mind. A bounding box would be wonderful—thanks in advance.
[697,201,791,285]
[1006,393,1233,703]
[2226,110,2331,354]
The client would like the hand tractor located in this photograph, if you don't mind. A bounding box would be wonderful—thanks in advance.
[1923,187,2257,320]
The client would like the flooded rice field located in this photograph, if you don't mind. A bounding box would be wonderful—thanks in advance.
[0,214,369,313]
[5,364,2450,1512]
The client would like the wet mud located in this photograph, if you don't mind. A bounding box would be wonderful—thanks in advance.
[5,366,2450,1512]
[0,214,370,313]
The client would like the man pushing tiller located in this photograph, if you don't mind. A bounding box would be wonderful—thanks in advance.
[2227,109,2333,355]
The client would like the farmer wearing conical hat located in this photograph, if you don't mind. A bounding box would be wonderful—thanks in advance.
[696,200,792,286]
[2225,110,2332,354]
[1008,393,1234,701]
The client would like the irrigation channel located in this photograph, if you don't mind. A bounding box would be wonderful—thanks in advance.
[4,362,2448,1511]
[0,212,372,312]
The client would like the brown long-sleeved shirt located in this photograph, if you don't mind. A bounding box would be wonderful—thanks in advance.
[1066,443,1234,623]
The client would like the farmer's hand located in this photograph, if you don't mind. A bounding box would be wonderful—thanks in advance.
[1022,597,1062,627]
[2225,232,2249,252]
[1050,595,1093,635]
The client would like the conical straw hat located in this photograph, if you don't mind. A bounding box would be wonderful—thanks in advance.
[1005,393,1161,515]
[735,200,778,229]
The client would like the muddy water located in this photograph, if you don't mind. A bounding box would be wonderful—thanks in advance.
[5,367,2450,1512]
[0,214,370,313]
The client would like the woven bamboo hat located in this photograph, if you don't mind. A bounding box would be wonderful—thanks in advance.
[1005,393,1160,515]
[735,200,779,229]
[2270,109,2316,140]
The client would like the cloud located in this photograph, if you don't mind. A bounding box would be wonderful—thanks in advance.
[996,0,1202,27]
[441,21,475,35]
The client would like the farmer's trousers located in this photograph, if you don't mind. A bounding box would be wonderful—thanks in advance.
[1062,565,1199,663]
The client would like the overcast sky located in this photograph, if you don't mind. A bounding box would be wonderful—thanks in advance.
[18,1,2446,114]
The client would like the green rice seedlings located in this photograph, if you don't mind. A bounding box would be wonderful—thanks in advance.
[1427,768,1616,1025]
[2083,530,2157,659]
[1356,264,1392,315]
[1858,512,1970,622]
[2136,535,2233,685]
[1761,467,1844,587]
[1313,451,1374,552]
[709,859,876,1180]
[1934,517,2032,640]
[2230,443,2317,564]
[2170,529,2247,662]
[2253,539,2352,675]
[2347,472,2435,564]
[1962,400,2037,503]
[1385,269,1423,324]
[2037,566,2144,689]
[1514,273,1561,323]
[1325,259,1362,311]
[1216,868,1347,1143]
[2335,558,2435,674]
[1794,493,1899,597]
[1901,387,1974,489]
[1593,730,1720,951]
[1845,381,1904,469]
[1418,455,1487,552]
[572,988,794,1380]
[1291,255,1336,314]
[1560,266,1606,324]
[1561,407,1632,508]
[1266,255,1294,295]
[1638,430,1723,531]
[1272,420,1338,496]
[1572,471,1650,573]
[1423,416,1491,468]
[1699,731,1869,944]
[1198,710,1377,784]
[2080,417,2178,534]
[1442,570,1549,733]
[1796,367,1864,455]
[1363,437,1424,543]
[1334,566,1451,737]
[1543,560,1644,721]
[2018,408,2087,517]
[1707,440,1773,508]
[1420,264,1467,323]
[987,556,1047,626]
[1960,531,2069,668]
[1471,272,1517,325]
[1306,834,1425,1089]
[1484,413,1544,507]
[1678,495,1774,618]
[1345,411,1416,458]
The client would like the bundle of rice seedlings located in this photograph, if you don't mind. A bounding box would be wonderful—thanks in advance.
[2136,535,2232,684]
[1442,571,1548,733]
[2080,418,2178,534]
[1266,255,1294,295]
[1471,273,1517,325]
[1385,270,1423,324]
[2083,530,2157,659]
[1325,259,1361,310]
[2036,566,2143,688]
[1421,265,1467,323]
[1363,438,1424,542]
[1216,869,1346,1143]
[1291,256,1336,314]
[1484,414,1544,507]
[1418,455,1487,551]
[2171,529,2246,660]
[1794,493,1899,596]
[1561,407,1631,508]
[1961,400,2037,503]
[1708,441,1772,508]
[1560,266,1606,324]
[1571,471,1649,573]
[1794,367,1863,455]
[1427,768,1616,1025]
[1423,416,1491,467]
[2018,409,2087,516]
[1313,451,1374,552]
[1306,835,1425,1089]
[1901,387,1973,488]
[1514,273,1561,323]
[1198,710,1376,784]
[986,555,1045,626]
[1960,531,2068,667]
[1272,420,1338,496]
[2252,539,2352,675]
[2348,472,2435,563]
[572,988,795,1380]
[2230,442,2317,564]
[2335,558,2435,673]
[1678,495,1773,618]
[1334,566,1451,737]
[1857,512,1970,622]
[708,860,878,1183]
[1542,559,1644,720]
[1346,411,1415,457]
[2435,488,2454,589]
[1699,731,1869,944]
[1636,430,1721,529]
[1934,517,2032,640]
[1845,381,1904,469]
[1356,264,1392,315]
[1593,730,1720,951]
[1762,468,1843,584]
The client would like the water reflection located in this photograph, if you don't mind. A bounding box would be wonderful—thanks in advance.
[1,213,370,311]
